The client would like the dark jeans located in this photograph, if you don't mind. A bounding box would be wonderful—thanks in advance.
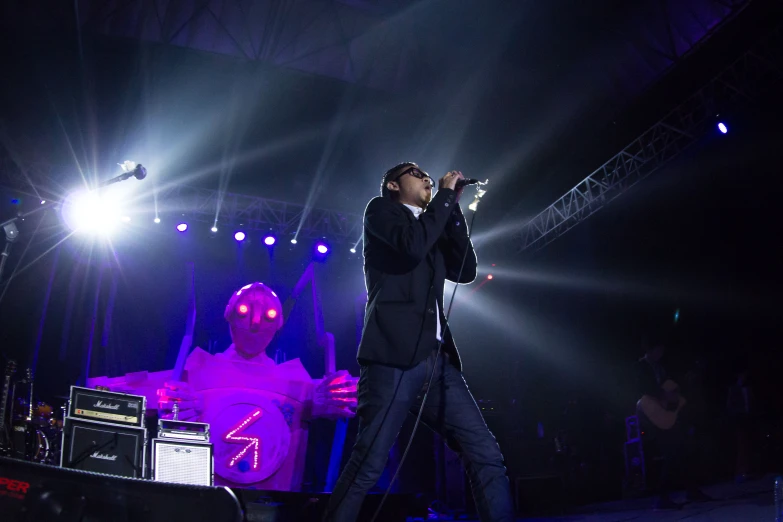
[324,350,514,522]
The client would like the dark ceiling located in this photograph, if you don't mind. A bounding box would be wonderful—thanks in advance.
[0,0,774,250]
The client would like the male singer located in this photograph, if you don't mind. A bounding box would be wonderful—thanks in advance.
[324,163,514,521]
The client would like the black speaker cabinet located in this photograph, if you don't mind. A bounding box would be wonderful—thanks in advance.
[60,417,146,478]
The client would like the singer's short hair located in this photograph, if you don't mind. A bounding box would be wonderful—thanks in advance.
[380,162,417,199]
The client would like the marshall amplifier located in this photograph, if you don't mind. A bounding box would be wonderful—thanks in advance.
[158,419,210,442]
[61,417,146,478]
[152,438,213,486]
[68,386,146,427]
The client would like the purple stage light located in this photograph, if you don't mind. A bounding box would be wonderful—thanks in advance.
[718,122,728,134]
[176,223,188,232]
[316,243,329,255]
[263,235,276,246]
[234,231,246,242]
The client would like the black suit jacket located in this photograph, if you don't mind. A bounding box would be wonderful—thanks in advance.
[357,188,477,371]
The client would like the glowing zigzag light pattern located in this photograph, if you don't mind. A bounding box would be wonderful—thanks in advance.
[224,409,263,471]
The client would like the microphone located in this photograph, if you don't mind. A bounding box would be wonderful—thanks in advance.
[455,178,480,189]
[130,164,148,180]
[98,164,148,187]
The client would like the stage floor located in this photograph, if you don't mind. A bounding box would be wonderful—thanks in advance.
[461,475,775,522]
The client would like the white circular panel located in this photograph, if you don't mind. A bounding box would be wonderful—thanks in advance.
[207,395,291,484]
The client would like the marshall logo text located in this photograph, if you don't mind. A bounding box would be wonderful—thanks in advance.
[94,400,121,410]
[90,452,119,461]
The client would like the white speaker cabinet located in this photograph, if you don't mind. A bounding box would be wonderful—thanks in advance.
[152,438,213,486]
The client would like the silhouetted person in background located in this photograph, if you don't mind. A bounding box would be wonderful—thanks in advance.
[635,341,711,510]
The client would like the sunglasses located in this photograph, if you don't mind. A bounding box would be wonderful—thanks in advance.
[392,166,433,186]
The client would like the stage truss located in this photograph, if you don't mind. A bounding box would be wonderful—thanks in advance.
[515,23,783,253]
[156,184,363,244]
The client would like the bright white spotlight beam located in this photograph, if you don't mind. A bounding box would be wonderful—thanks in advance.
[61,189,123,235]
[61,161,147,235]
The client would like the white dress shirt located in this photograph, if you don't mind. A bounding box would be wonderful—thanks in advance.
[403,204,442,341]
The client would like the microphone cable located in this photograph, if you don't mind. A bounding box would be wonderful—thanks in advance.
[369,203,479,522]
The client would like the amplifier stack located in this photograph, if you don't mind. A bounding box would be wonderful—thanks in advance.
[152,418,213,486]
[60,386,148,478]
[58,386,214,486]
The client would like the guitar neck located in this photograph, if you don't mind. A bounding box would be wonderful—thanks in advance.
[26,380,34,419]
[0,374,11,430]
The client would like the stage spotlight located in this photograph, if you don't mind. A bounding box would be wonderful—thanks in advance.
[234,231,246,242]
[263,235,276,246]
[211,226,218,233]
[154,217,161,224]
[487,274,494,280]
[10,198,19,205]
[176,223,188,232]
[718,122,728,134]
[40,200,46,205]
[312,239,330,261]
[315,241,329,255]
[291,238,297,245]
[61,189,122,235]
[350,248,356,254]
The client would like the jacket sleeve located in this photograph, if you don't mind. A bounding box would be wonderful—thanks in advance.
[441,204,477,283]
[364,189,457,266]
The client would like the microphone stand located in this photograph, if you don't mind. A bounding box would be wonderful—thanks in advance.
[0,200,59,288]
[0,163,145,286]
[98,164,147,188]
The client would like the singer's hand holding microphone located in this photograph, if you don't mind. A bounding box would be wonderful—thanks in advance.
[439,171,480,203]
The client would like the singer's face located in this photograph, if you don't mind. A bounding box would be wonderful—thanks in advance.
[392,166,433,208]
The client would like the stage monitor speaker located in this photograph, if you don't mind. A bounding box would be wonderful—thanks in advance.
[152,438,213,486]
[0,456,242,522]
[61,417,146,479]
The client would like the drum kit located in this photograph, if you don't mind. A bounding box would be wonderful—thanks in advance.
[0,361,64,465]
